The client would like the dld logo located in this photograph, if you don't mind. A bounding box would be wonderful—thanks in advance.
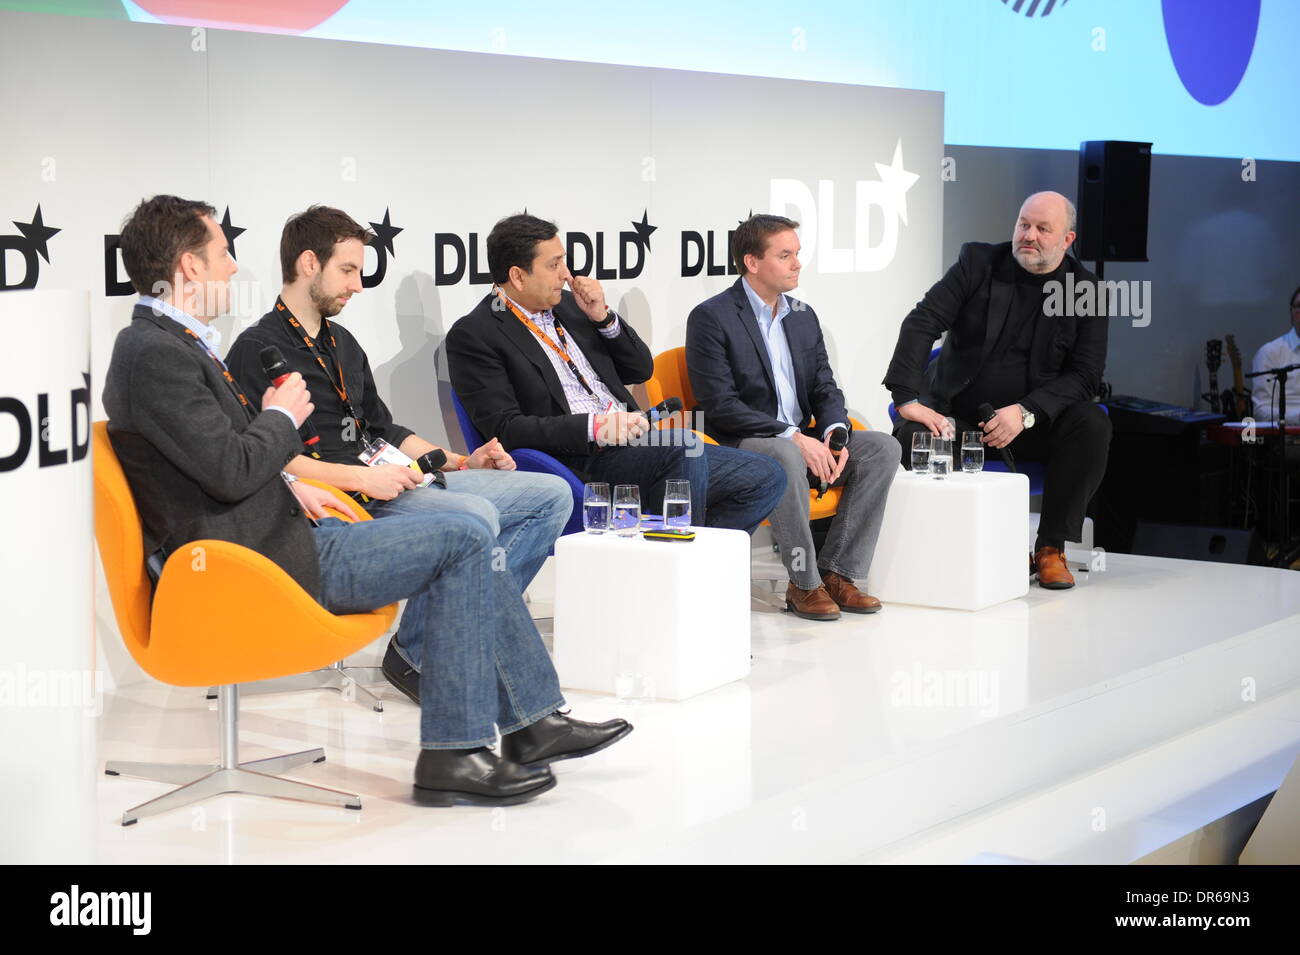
[769,140,919,273]
[0,372,91,473]
[0,206,60,291]
[435,212,658,286]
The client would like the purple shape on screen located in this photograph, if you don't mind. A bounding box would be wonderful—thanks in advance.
[1162,0,1261,106]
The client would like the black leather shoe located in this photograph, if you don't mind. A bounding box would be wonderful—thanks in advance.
[500,711,633,767]
[413,747,555,807]
[382,639,420,705]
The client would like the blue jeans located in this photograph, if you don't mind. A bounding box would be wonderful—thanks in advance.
[364,469,571,672]
[583,442,786,533]
[313,514,565,749]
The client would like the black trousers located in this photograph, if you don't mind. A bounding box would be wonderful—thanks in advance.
[893,401,1113,548]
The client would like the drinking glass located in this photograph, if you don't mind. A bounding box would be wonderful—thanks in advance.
[961,431,985,473]
[612,484,641,536]
[582,482,610,534]
[911,432,932,474]
[931,437,953,479]
[663,479,691,530]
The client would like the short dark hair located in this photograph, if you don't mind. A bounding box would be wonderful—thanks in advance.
[119,195,216,296]
[731,214,800,276]
[280,205,375,283]
[486,214,560,285]
[1290,284,1300,310]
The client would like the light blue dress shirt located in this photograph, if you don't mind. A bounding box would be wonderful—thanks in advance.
[138,295,296,427]
[741,278,805,439]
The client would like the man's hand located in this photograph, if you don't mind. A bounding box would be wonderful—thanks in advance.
[467,436,516,470]
[354,463,421,500]
[981,405,1025,449]
[568,275,609,322]
[793,431,837,484]
[594,411,649,446]
[262,371,313,427]
[824,431,850,484]
[290,481,345,520]
[896,400,948,437]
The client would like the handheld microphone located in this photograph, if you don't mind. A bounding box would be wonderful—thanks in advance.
[815,425,851,498]
[413,449,448,489]
[641,396,684,424]
[260,346,322,454]
[977,402,1016,472]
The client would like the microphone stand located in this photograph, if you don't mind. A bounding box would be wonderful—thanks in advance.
[1245,363,1299,567]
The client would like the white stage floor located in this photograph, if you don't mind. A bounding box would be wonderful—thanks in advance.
[91,551,1300,864]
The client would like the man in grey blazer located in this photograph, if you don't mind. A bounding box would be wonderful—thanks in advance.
[102,195,630,807]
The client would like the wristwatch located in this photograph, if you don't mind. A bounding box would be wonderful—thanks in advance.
[594,308,617,329]
[1017,404,1036,429]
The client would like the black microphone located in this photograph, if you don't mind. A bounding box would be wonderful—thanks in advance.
[640,396,684,424]
[414,449,448,489]
[815,425,851,498]
[977,402,1016,472]
[260,346,321,454]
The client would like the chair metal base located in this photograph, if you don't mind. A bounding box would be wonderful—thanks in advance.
[107,685,361,826]
[205,662,385,712]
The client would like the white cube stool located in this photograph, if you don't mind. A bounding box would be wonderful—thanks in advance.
[871,471,1030,610]
[553,526,750,700]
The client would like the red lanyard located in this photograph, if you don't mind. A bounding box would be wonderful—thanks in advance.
[496,291,595,397]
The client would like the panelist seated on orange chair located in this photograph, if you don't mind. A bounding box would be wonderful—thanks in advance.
[102,195,631,807]
[686,215,901,622]
[445,212,786,535]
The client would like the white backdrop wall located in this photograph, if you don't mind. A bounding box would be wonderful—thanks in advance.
[1,10,941,685]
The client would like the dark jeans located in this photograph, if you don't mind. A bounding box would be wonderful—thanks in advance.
[581,441,786,533]
[313,512,564,749]
[894,401,1112,547]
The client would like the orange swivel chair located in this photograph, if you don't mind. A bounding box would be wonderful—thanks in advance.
[203,478,391,713]
[94,422,397,826]
[646,346,867,521]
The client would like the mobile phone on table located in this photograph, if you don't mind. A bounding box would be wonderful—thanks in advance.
[642,528,695,542]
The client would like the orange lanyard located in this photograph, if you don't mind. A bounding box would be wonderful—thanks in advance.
[182,328,249,408]
[276,299,350,404]
[496,290,595,396]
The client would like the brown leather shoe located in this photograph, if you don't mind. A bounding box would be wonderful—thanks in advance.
[821,571,882,614]
[785,583,841,621]
[1033,546,1075,590]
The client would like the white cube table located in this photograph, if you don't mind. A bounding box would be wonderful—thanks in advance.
[871,470,1030,611]
[553,526,751,700]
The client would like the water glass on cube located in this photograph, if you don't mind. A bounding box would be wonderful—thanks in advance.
[911,431,932,475]
[961,431,985,473]
[582,482,610,534]
[663,479,691,529]
[613,484,641,537]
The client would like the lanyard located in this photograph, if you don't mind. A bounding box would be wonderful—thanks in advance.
[275,298,371,443]
[182,328,251,412]
[496,290,595,397]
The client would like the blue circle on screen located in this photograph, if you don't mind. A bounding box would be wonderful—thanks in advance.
[1162,0,1261,106]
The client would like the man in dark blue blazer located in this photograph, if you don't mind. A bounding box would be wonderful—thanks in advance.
[686,215,901,621]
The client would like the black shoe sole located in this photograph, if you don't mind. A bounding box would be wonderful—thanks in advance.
[835,603,882,614]
[412,774,557,807]
[381,656,421,706]
[784,600,840,621]
[1037,579,1075,590]
[507,723,635,768]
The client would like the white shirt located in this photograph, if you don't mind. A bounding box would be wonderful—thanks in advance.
[1250,327,1300,426]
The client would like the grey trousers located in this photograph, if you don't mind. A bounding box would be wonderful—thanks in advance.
[739,430,900,591]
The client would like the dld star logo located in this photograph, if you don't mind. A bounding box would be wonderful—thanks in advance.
[0,206,60,291]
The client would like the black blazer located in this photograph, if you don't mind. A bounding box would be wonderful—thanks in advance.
[685,279,849,447]
[446,290,654,472]
[101,304,319,596]
[882,241,1107,422]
